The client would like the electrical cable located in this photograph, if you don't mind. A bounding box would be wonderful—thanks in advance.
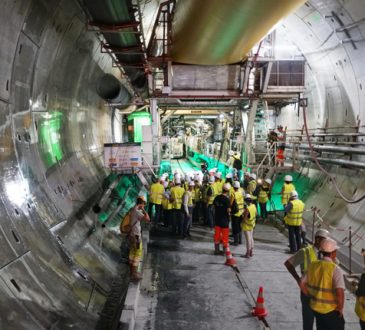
[302,105,365,204]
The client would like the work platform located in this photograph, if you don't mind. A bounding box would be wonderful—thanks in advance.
[135,223,359,330]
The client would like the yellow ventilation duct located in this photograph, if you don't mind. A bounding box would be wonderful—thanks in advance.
[171,0,306,65]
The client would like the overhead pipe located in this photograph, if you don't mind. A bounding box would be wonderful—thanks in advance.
[171,0,306,65]
[294,154,365,170]
[96,74,132,108]
[289,143,365,156]
[176,99,237,106]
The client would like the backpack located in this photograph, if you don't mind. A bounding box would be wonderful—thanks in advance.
[231,199,239,215]
[233,158,242,170]
[120,208,134,234]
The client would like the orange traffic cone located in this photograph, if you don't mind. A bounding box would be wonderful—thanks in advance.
[224,245,237,266]
[252,286,268,318]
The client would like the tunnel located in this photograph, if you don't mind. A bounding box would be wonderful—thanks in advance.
[1,0,365,329]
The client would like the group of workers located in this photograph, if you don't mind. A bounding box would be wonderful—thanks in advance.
[128,157,365,330]
[147,167,275,263]
[281,175,365,329]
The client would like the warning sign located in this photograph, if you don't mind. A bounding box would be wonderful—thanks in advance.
[104,143,142,169]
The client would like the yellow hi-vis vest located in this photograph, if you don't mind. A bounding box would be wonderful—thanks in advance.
[149,183,164,205]
[170,186,185,209]
[242,203,256,231]
[281,183,295,205]
[356,296,365,321]
[247,180,257,199]
[302,245,317,274]
[194,186,201,202]
[162,192,173,210]
[186,190,194,206]
[284,199,304,226]
[258,184,270,203]
[215,180,223,195]
[233,190,244,217]
[307,260,337,314]
[207,184,216,205]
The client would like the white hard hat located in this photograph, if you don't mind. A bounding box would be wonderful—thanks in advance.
[185,174,190,181]
[315,229,330,239]
[215,172,222,179]
[233,181,240,189]
[264,178,272,185]
[223,183,231,191]
[175,178,181,184]
[226,173,232,179]
[290,190,298,198]
[189,181,195,187]
[245,193,252,200]
[228,150,234,156]
[250,173,257,180]
[209,176,215,183]
[320,238,339,253]
[285,175,293,182]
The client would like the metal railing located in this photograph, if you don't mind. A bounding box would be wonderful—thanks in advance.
[248,141,300,178]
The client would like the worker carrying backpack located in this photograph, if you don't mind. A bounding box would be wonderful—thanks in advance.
[120,208,134,234]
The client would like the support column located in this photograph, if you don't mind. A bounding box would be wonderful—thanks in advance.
[150,98,161,166]
[244,99,259,166]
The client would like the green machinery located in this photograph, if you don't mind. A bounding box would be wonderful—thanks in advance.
[127,111,152,143]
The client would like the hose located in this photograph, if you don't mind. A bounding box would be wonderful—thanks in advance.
[302,105,365,204]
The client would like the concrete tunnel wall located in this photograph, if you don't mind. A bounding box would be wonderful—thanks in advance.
[0,0,128,327]
[276,0,365,259]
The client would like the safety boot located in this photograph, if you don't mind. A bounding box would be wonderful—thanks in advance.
[130,266,143,282]
[249,249,253,257]
[243,251,250,258]
[214,244,221,255]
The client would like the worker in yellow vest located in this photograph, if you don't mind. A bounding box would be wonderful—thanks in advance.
[284,190,305,253]
[215,172,224,194]
[354,249,365,330]
[247,173,258,205]
[148,177,165,225]
[281,175,295,208]
[182,181,195,238]
[257,178,271,221]
[284,229,330,330]
[161,181,173,228]
[300,238,345,330]
[170,177,186,236]
[127,196,150,281]
[193,179,203,224]
[242,193,257,258]
[206,176,216,228]
[231,181,244,246]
